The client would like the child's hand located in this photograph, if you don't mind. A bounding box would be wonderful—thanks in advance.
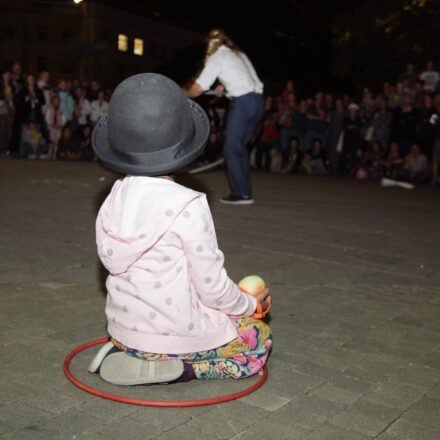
[253,288,271,313]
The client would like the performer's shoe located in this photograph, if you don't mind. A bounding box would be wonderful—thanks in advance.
[87,341,120,374]
[220,194,254,205]
[99,352,184,385]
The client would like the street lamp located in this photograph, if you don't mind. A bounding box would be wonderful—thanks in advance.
[73,0,84,4]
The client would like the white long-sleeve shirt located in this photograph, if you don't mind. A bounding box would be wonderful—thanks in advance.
[196,45,263,98]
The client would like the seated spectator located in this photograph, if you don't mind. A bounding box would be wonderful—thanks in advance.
[352,140,385,180]
[46,95,66,159]
[57,126,80,160]
[90,90,109,125]
[383,141,404,178]
[20,121,48,159]
[198,130,223,164]
[282,137,304,174]
[302,138,327,175]
[77,125,95,161]
[397,143,432,183]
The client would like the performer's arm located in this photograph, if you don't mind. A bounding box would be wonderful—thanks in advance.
[185,82,204,98]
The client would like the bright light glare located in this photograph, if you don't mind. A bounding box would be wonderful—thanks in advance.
[73,0,83,4]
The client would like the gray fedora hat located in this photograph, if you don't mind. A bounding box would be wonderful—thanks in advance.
[92,73,210,175]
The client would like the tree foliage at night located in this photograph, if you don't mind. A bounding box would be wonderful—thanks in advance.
[332,0,440,94]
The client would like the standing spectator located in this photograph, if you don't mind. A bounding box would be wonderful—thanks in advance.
[392,95,416,156]
[90,90,109,125]
[398,143,431,183]
[419,61,439,93]
[326,98,345,173]
[339,103,362,174]
[22,75,45,125]
[278,92,303,157]
[0,69,14,154]
[10,61,24,95]
[256,96,279,170]
[37,70,52,142]
[305,91,327,150]
[398,63,418,89]
[10,62,25,154]
[282,79,294,102]
[37,70,52,118]
[324,93,334,115]
[411,80,425,109]
[370,96,392,149]
[416,93,436,160]
[86,80,100,102]
[45,95,66,159]
[361,89,376,119]
[389,82,406,109]
[57,79,74,121]
[73,86,91,126]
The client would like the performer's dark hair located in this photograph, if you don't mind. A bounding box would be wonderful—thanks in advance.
[205,29,239,62]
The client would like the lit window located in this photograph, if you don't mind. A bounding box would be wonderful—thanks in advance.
[118,34,128,52]
[134,38,143,56]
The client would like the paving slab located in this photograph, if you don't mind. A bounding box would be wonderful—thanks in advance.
[1,160,440,439]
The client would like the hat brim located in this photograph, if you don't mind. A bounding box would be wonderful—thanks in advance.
[92,99,210,176]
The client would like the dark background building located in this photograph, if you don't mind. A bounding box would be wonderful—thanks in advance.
[0,0,203,86]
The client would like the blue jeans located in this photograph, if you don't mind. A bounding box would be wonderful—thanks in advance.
[224,93,264,197]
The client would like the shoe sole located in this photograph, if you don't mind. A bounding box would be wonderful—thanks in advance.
[219,198,254,205]
[100,352,184,385]
[87,341,116,373]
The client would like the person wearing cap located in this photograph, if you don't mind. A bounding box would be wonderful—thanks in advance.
[185,29,264,205]
[340,103,362,174]
[88,73,272,385]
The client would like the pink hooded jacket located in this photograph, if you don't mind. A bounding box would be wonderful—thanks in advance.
[96,176,257,354]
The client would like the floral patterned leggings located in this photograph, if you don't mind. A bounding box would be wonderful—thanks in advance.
[112,315,272,380]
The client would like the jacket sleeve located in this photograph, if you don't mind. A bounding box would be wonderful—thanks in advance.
[170,196,257,316]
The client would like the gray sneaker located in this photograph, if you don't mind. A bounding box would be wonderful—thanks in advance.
[99,352,184,385]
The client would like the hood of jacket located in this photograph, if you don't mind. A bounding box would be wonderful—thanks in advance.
[96,176,202,275]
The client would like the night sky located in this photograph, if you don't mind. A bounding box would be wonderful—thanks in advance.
[101,0,359,95]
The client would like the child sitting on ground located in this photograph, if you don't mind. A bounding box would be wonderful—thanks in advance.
[20,121,48,159]
[88,73,272,385]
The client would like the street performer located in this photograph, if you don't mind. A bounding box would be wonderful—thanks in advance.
[185,29,264,205]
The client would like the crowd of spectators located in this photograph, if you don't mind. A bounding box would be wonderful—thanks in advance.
[197,61,440,185]
[0,61,109,160]
[1,60,439,186]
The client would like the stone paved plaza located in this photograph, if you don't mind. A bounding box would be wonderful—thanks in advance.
[1,159,439,439]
